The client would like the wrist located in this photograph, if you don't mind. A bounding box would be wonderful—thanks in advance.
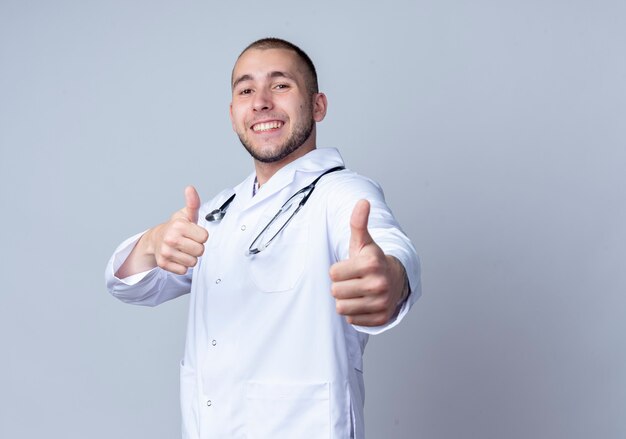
[397,269,409,306]
[386,255,410,306]
[130,226,161,270]
[142,226,159,257]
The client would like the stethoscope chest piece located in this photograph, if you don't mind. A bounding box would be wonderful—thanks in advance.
[205,193,236,222]
[205,209,226,222]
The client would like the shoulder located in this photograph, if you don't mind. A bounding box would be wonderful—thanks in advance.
[315,168,386,205]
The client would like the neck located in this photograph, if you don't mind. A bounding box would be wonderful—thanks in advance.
[255,144,316,188]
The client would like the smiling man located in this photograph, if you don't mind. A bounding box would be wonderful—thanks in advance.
[106,38,421,439]
[231,47,320,166]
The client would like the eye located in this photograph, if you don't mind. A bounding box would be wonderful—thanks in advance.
[239,88,253,96]
[274,83,290,91]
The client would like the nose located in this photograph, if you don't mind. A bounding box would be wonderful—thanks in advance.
[252,88,272,112]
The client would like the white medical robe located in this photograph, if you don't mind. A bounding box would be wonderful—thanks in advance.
[106,147,421,439]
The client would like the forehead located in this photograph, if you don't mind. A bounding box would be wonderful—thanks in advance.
[232,48,306,86]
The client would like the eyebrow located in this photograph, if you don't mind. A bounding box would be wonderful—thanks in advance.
[232,71,296,90]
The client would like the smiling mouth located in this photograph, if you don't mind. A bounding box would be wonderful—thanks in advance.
[251,121,284,132]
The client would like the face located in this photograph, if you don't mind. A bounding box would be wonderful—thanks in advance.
[230,48,327,164]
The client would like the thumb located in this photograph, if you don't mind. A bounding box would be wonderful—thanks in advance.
[349,199,374,257]
[184,186,201,223]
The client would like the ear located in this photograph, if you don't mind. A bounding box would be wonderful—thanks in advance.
[312,93,328,122]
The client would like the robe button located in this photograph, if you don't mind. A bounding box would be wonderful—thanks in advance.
[215,278,221,284]
[207,400,212,407]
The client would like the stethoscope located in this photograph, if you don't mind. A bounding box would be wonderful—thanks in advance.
[205,166,345,222]
[205,193,236,222]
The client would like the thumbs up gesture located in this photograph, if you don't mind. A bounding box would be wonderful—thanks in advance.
[329,200,409,327]
[115,186,209,278]
[150,186,210,275]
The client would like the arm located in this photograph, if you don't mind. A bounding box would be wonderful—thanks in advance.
[330,200,412,326]
[327,176,421,334]
[105,186,209,306]
[116,186,208,278]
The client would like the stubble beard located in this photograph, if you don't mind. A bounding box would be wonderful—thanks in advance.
[238,114,315,164]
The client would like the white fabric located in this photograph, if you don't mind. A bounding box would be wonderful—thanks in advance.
[105,147,421,439]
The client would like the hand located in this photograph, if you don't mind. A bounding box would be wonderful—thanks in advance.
[149,186,209,275]
[329,200,409,326]
[115,186,209,278]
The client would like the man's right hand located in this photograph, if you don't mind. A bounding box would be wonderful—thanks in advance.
[115,186,209,278]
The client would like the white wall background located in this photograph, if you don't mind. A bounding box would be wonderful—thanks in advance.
[1,1,624,438]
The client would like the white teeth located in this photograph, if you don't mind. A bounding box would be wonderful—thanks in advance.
[252,121,283,132]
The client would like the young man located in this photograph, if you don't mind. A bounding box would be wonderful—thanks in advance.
[106,38,420,439]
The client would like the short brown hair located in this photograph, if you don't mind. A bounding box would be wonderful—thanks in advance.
[234,37,319,95]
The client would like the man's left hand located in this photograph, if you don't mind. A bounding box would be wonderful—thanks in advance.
[329,199,409,327]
